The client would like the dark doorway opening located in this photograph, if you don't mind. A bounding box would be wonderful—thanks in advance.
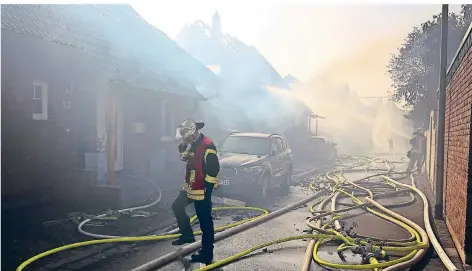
[73,88,97,169]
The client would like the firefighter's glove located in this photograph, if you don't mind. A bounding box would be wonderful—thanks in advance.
[178,142,192,161]
[180,151,189,161]
[180,151,194,162]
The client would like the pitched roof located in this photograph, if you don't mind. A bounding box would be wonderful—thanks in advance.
[176,20,289,90]
[1,4,218,99]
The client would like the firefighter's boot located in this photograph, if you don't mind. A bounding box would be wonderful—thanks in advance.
[190,249,213,265]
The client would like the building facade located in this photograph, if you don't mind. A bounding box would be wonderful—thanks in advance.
[425,23,472,265]
[443,23,472,265]
[1,4,218,210]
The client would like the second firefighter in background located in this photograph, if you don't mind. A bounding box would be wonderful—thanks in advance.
[171,119,220,265]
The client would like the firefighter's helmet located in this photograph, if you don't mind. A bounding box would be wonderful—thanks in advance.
[175,119,205,141]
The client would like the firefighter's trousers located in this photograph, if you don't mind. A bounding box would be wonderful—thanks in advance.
[171,187,214,256]
[406,151,424,173]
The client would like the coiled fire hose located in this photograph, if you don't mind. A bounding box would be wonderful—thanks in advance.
[16,156,456,271]
[196,159,430,271]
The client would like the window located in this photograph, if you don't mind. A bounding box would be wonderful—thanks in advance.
[279,138,288,150]
[161,101,174,140]
[282,139,289,150]
[32,81,48,120]
[270,139,278,154]
[276,138,285,152]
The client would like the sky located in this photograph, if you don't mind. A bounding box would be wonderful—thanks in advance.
[131,1,463,96]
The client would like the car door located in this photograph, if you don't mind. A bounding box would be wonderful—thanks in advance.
[277,138,291,180]
[269,137,282,184]
[273,137,287,184]
[280,137,292,165]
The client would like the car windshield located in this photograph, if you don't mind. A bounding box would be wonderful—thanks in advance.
[219,136,270,156]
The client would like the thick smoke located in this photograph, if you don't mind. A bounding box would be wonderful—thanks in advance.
[198,83,308,144]
[268,83,412,155]
[179,20,307,143]
[181,20,413,154]
[268,36,414,155]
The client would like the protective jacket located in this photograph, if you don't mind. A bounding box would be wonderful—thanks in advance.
[180,134,219,200]
[410,134,426,155]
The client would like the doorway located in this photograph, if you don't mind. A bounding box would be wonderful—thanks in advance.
[73,88,97,169]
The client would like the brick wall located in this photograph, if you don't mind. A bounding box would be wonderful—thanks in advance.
[443,31,472,263]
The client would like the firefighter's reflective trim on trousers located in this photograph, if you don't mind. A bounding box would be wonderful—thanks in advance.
[204,149,217,163]
[183,183,205,200]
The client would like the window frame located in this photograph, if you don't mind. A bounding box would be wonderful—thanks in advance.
[32,80,49,120]
[275,137,285,152]
[280,138,288,150]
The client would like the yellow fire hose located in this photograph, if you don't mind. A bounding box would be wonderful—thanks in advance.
[15,157,451,271]
[16,206,269,271]
[197,170,430,271]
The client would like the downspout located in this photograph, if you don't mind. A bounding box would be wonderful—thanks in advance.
[434,4,448,218]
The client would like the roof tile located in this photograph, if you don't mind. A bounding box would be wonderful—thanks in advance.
[1,4,207,98]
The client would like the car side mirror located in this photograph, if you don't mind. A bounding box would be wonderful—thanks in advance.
[271,150,277,156]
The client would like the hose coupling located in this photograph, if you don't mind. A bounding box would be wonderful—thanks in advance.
[362,252,375,264]
[350,245,362,254]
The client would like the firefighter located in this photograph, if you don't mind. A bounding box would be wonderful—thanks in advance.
[388,138,394,153]
[171,119,220,265]
[406,130,426,174]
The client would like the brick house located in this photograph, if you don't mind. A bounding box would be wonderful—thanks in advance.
[1,4,220,209]
[426,23,472,265]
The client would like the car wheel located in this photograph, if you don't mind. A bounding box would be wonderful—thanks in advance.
[260,173,270,198]
[282,167,292,191]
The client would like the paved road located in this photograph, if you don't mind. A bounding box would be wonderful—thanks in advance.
[79,185,330,271]
[77,168,453,271]
[71,170,371,271]
[7,162,327,271]
[15,158,457,271]
[71,162,329,271]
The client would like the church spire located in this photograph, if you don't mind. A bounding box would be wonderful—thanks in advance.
[212,10,221,35]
